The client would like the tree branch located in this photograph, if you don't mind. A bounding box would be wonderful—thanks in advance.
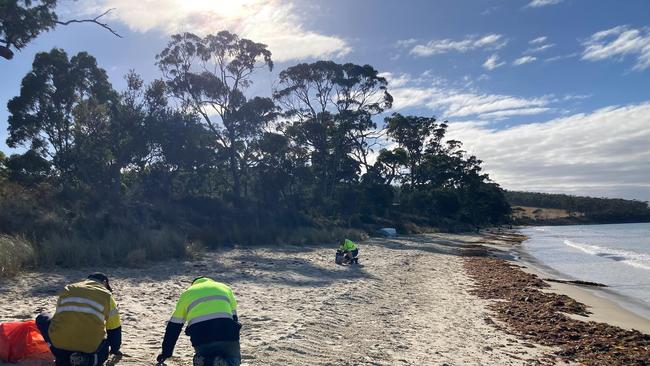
[0,45,14,60]
[56,9,122,38]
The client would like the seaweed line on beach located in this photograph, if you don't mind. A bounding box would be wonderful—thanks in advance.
[463,255,650,366]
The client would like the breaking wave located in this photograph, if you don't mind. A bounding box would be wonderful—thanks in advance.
[564,240,650,271]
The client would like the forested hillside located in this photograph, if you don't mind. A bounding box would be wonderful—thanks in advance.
[506,191,650,224]
[0,29,511,273]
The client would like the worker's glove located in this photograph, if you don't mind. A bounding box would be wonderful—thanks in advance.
[156,354,167,363]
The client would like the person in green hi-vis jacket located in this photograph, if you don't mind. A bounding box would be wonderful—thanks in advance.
[339,238,359,264]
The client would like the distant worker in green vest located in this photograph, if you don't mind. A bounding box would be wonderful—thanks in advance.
[339,238,360,264]
[157,277,241,366]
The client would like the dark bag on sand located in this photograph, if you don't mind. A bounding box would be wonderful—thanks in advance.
[335,250,344,265]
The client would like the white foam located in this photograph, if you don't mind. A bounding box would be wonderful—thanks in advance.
[564,239,650,271]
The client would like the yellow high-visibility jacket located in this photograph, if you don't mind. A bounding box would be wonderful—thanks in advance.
[169,278,237,327]
[48,279,121,353]
[160,278,239,357]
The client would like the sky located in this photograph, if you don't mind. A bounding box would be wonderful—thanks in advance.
[1,0,649,201]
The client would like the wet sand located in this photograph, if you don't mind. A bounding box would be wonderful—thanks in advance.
[521,264,650,334]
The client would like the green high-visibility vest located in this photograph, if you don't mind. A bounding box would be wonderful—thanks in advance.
[339,239,357,251]
[168,278,237,327]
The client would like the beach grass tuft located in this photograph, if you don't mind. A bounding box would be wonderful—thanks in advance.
[0,234,35,277]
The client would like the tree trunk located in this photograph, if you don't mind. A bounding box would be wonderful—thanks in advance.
[109,163,121,202]
[227,130,241,203]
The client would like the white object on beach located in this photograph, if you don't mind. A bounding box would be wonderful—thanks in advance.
[378,228,397,237]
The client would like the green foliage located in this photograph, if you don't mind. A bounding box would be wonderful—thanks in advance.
[0,1,121,60]
[6,49,116,186]
[274,61,392,209]
[156,31,275,200]
[4,149,51,185]
[37,227,188,268]
[506,191,650,223]
[0,31,514,274]
[0,234,35,277]
[277,227,368,246]
[0,0,58,59]
[0,151,6,180]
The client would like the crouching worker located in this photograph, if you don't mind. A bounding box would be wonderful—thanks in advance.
[339,238,359,264]
[36,273,122,366]
[157,277,241,366]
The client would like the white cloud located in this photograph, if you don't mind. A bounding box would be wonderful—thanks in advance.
[530,36,548,45]
[396,38,418,48]
[378,72,411,88]
[513,55,537,65]
[481,6,499,16]
[527,0,563,8]
[582,26,650,71]
[563,94,591,101]
[447,102,650,201]
[526,44,555,54]
[483,54,506,70]
[479,107,550,119]
[409,34,507,57]
[383,73,553,120]
[79,0,351,62]
[545,52,579,62]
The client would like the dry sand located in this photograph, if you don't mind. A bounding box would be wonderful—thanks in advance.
[0,234,563,365]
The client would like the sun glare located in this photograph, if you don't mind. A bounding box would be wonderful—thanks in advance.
[180,0,263,20]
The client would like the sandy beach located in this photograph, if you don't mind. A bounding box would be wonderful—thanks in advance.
[1,232,647,365]
[1,233,561,366]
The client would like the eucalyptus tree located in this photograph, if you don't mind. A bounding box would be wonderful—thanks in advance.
[0,0,120,60]
[274,61,392,202]
[6,48,116,185]
[156,31,276,201]
[385,113,447,186]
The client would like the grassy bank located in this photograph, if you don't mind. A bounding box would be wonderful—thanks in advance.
[0,235,34,277]
[0,221,370,278]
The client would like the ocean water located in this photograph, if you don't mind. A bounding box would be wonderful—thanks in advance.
[520,223,650,319]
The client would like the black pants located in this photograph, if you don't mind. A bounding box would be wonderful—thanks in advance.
[194,341,241,366]
[344,249,359,261]
[36,313,109,366]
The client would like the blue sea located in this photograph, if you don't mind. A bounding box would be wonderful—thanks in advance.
[520,223,650,319]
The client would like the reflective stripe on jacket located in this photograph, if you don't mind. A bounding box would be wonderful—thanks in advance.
[169,278,237,328]
[49,279,121,353]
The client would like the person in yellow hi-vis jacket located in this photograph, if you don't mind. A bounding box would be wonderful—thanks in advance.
[35,273,122,366]
[157,276,241,366]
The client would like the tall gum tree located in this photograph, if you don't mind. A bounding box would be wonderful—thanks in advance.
[156,31,276,202]
[274,61,392,202]
[6,48,116,185]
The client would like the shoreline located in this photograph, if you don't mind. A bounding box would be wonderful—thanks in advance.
[463,255,650,365]
[516,247,650,331]
[1,232,648,365]
[468,229,650,365]
[512,226,650,326]
[484,228,650,332]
